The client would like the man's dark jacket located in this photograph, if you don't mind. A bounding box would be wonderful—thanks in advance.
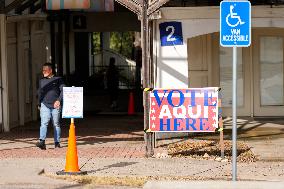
[38,76,65,109]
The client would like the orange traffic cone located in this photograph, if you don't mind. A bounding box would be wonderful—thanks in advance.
[57,122,87,175]
[128,91,135,115]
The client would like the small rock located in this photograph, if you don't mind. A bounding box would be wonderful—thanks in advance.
[215,157,222,162]
[221,159,229,163]
[203,153,210,158]
[160,153,169,158]
[156,153,161,158]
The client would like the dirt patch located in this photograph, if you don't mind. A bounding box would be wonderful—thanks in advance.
[167,140,258,162]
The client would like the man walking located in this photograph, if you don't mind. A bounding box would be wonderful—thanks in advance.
[36,63,65,150]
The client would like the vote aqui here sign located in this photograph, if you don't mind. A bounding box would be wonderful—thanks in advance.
[220,1,251,47]
[149,88,219,132]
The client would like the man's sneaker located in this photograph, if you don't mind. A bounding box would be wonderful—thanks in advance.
[36,140,46,150]
[55,142,61,148]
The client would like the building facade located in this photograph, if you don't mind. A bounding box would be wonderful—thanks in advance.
[1,1,284,132]
[154,5,284,117]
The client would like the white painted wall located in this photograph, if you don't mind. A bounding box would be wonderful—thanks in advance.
[153,6,284,138]
[154,6,284,89]
[154,19,219,88]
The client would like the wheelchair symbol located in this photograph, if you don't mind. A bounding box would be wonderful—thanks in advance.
[226,5,245,27]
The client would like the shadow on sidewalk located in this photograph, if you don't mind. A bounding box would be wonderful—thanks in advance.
[86,162,138,174]
[0,114,144,151]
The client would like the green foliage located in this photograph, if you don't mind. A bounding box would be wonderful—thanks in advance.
[92,32,135,59]
[109,32,135,59]
[92,32,101,54]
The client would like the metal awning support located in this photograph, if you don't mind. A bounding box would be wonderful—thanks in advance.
[15,0,39,14]
[0,0,4,13]
[4,0,42,14]
[4,0,26,13]
[115,0,142,16]
[115,0,171,157]
[147,0,169,16]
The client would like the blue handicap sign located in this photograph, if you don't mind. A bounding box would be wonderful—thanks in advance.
[220,1,251,47]
[159,22,183,46]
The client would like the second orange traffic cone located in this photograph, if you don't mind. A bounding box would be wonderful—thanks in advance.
[57,122,87,175]
[128,91,135,115]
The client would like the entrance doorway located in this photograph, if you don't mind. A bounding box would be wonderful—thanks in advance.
[189,29,284,117]
[218,45,251,116]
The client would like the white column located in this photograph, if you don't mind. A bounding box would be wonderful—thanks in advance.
[0,14,10,132]
[102,32,110,65]
[102,32,110,50]
[88,33,92,76]
[17,21,25,126]
[30,21,39,121]
[45,21,52,63]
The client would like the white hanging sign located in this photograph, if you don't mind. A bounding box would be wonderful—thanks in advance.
[62,87,83,118]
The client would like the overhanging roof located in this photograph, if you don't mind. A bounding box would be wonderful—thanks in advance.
[2,0,284,16]
[164,0,284,6]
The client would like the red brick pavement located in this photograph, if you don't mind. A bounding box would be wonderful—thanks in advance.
[0,115,146,158]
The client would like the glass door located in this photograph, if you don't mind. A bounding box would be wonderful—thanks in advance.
[212,32,251,116]
[219,47,251,116]
[253,30,284,116]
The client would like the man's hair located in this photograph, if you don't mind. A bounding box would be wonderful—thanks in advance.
[43,63,53,70]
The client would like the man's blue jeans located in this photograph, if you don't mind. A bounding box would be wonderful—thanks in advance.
[40,103,61,143]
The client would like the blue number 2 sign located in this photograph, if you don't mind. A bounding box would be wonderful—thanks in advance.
[159,22,183,46]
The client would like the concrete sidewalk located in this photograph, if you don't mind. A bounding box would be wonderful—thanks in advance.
[143,181,284,189]
[0,158,81,189]
[222,117,284,161]
[0,157,283,188]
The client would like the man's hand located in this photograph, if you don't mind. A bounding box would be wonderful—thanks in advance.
[54,100,61,109]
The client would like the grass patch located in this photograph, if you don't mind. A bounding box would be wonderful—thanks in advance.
[46,174,147,187]
[46,173,266,188]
